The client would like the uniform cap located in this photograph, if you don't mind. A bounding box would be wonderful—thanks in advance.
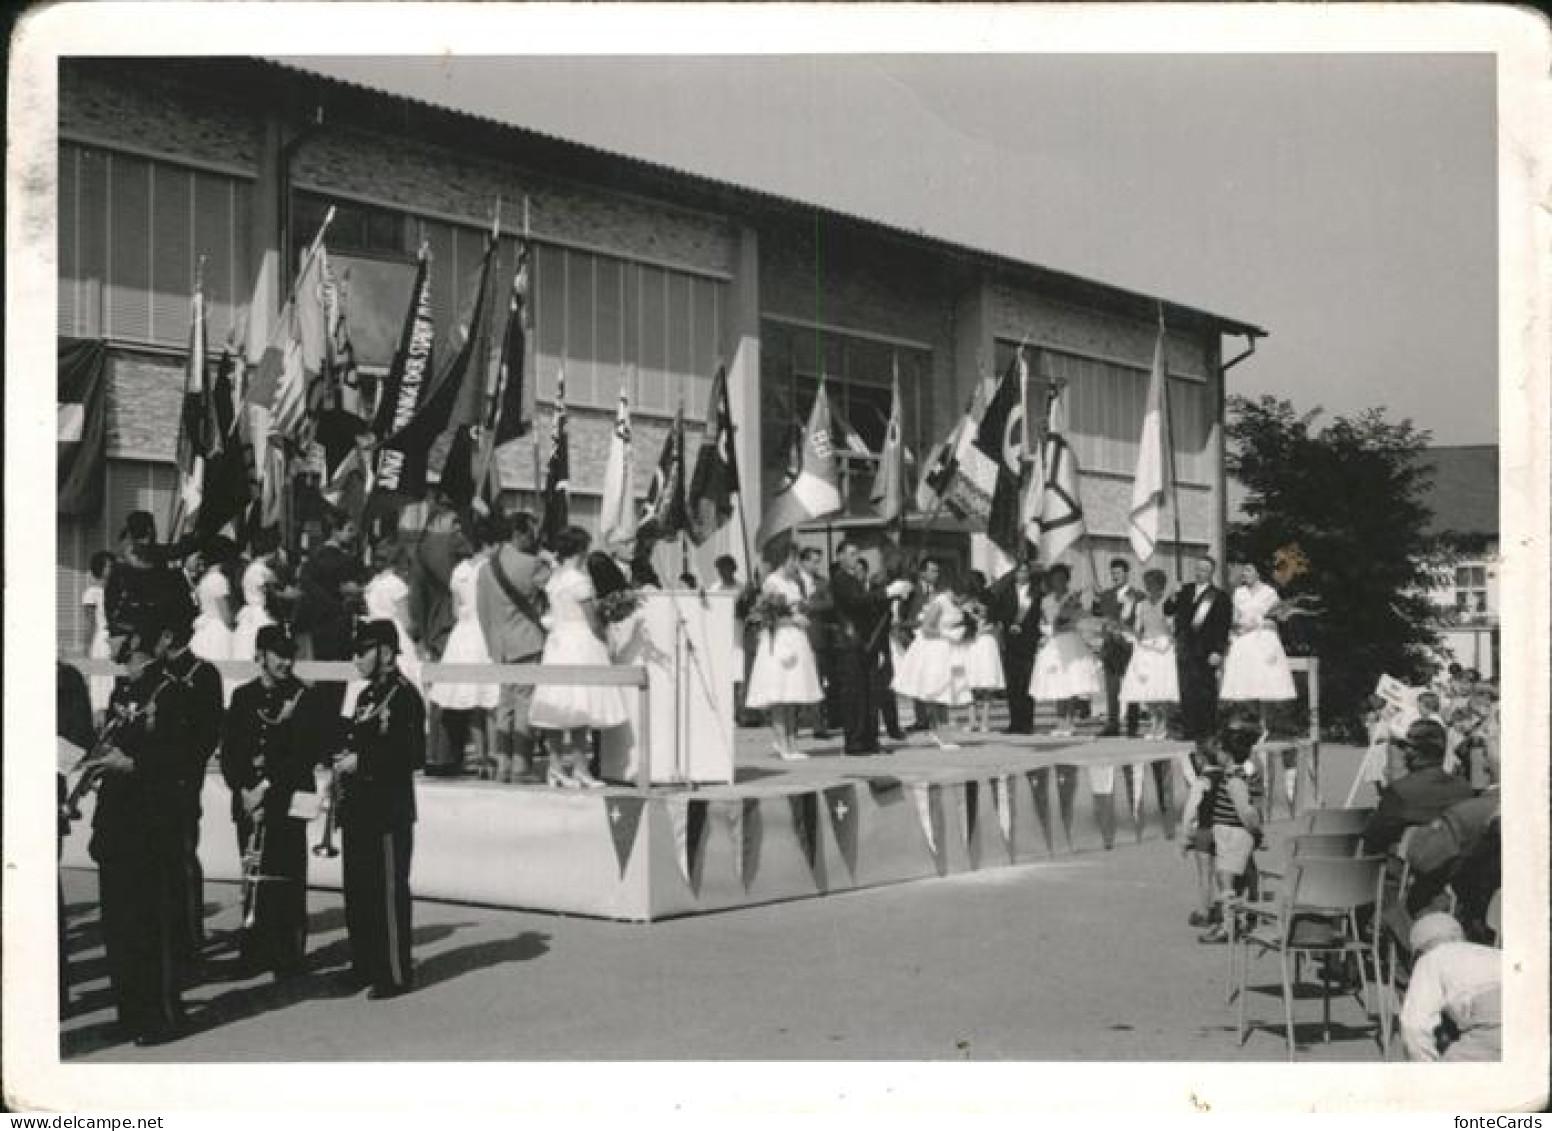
[121,510,157,540]
[352,618,399,652]
[255,624,298,658]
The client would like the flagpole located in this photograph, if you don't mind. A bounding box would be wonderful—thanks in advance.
[1158,304,1185,583]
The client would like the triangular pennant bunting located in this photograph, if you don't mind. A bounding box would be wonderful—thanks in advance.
[822,784,860,877]
[714,798,745,886]
[667,797,710,891]
[962,780,981,860]
[1088,763,1117,797]
[787,792,821,875]
[1025,769,1055,856]
[1124,764,1146,842]
[741,798,763,890]
[604,795,647,879]
[991,774,1014,850]
[1055,766,1078,850]
[908,782,941,860]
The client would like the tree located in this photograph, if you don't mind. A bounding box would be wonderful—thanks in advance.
[1226,395,1451,737]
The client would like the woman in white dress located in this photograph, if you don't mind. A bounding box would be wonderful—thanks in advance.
[1219,561,1298,732]
[744,543,824,761]
[363,536,423,689]
[428,525,499,777]
[961,572,1004,735]
[81,550,116,718]
[530,526,629,787]
[1028,563,1104,737]
[893,562,972,750]
[189,543,237,702]
[1119,568,1180,740]
[232,541,278,663]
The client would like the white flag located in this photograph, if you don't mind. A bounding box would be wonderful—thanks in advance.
[1128,323,1169,561]
[599,386,637,551]
[1037,382,1086,563]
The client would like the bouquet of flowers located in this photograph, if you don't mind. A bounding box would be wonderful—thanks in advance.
[597,587,644,625]
[746,591,795,637]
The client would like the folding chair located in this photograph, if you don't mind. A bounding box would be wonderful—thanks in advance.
[1233,855,1389,1058]
[1303,807,1372,836]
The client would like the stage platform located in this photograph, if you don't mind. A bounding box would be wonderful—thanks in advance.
[61,731,1318,922]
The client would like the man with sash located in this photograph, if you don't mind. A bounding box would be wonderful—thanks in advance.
[87,614,188,1045]
[221,624,325,976]
[1093,558,1145,738]
[475,511,549,783]
[1166,555,1232,751]
[334,619,426,999]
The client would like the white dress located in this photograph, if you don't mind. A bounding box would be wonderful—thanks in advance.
[964,619,1005,692]
[232,558,276,662]
[190,568,234,663]
[744,571,824,710]
[1119,596,1180,705]
[530,565,630,729]
[82,583,114,713]
[1029,593,1104,702]
[428,558,496,710]
[1220,582,1297,701]
[893,592,973,707]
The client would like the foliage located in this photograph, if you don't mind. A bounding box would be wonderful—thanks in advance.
[1226,395,1452,736]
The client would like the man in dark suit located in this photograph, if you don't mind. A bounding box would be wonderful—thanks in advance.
[828,541,894,755]
[1363,719,1474,857]
[799,547,837,739]
[1165,554,1232,749]
[991,560,1043,734]
[294,514,363,665]
[1093,558,1144,737]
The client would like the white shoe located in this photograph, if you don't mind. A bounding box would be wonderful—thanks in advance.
[779,749,809,761]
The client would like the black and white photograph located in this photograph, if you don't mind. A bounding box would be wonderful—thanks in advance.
[5,2,1549,1115]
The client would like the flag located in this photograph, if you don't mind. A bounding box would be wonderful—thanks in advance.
[378,237,498,504]
[539,368,569,546]
[640,404,689,542]
[1128,321,1170,562]
[478,241,533,509]
[870,363,906,524]
[976,356,1027,555]
[687,365,739,544]
[194,346,253,540]
[58,339,109,516]
[171,284,207,539]
[755,383,842,547]
[915,420,962,513]
[945,383,998,522]
[316,407,372,520]
[604,795,647,878]
[268,245,329,446]
[1037,380,1086,563]
[372,248,434,443]
[598,386,637,551]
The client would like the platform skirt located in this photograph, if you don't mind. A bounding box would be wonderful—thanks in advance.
[1029,631,1104,702]
[745,624,823,710]
[893,635,973,707]
[1119,637,1180,705]
[1220,626,1297,702]
[529,625,630,730]
[963,633,1005,692]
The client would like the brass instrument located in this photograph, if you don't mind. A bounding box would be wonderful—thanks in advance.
[241,817,267,929]
[312,765,340,858]
[63,672,176,821]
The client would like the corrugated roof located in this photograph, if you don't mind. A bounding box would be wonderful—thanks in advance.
[252,57,1266,342]
[1418,445,1498,540]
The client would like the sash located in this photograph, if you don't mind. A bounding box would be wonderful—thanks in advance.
[488,551,545,635]
[1191,586,1217,630]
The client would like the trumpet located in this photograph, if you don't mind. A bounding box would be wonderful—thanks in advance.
[241,818,267,929]
[63,672,175,821]
[312,764,341,858]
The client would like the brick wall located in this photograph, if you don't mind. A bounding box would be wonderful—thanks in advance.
[107,351,183,460]
[491,408,706,499]
[987,280,1212,376]
[59,61,262,172]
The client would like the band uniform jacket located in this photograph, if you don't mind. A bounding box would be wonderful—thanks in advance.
[89,662,186,863]
[1166,582,1232,660]
[220,675,327,823]
[161,647,224,803]
[339,673,427,831]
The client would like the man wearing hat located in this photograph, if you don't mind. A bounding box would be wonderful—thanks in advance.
[1398,912,1501,1061]
[87,614,188,1045]
[1362,718,1474,856]
[103,511,195,645]
[159,605,226,959]
[333,619,426,999]
[220,624,326,976]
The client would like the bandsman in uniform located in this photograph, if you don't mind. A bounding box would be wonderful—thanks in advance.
[220,625,327,976]
[160,611,224,959]
[335,619,425,999]
[86,615,187,1045]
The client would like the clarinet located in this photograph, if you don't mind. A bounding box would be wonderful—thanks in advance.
[63,671,177,820]
[320,679,402,853]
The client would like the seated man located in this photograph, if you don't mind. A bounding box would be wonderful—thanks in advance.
[1404,739,1500,917]
[1362,719,1474,856]
[1399,913,1501,1061]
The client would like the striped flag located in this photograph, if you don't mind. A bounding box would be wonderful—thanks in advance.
[640,403,689,543]
[171,284,207,539]
[687,365,739,544]
[1128,321,1170,562]
[58,339,109,516]
[1037,380,1086,564]
[755,383,842,547]
[598,385,638,551]
[870,362,907,524]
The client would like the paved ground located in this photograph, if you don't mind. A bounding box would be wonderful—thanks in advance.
[61,734,1385,1064]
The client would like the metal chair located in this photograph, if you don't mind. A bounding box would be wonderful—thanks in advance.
[1233,855,1389,1058]
[1303,807,1372,836]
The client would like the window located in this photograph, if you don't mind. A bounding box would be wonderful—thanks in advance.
[1454,564,1489,619]
[59,142,252,346]
[760,320,931,520]
[993,338,1210,485]
[292,193,410,263]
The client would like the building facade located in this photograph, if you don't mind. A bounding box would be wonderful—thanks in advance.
[1418,445,1499,678]
[56,57,1263,651]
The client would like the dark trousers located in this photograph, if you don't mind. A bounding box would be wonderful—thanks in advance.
[235,812,309,972]
[342,823,414,990]
[1002,634,1038,732]
[98,851,185,1038]
[832,644,880,754]
[1102,641,1140,735]
[1178,653,1220,743]
[178,790,206,958]
[817,646,842,732]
